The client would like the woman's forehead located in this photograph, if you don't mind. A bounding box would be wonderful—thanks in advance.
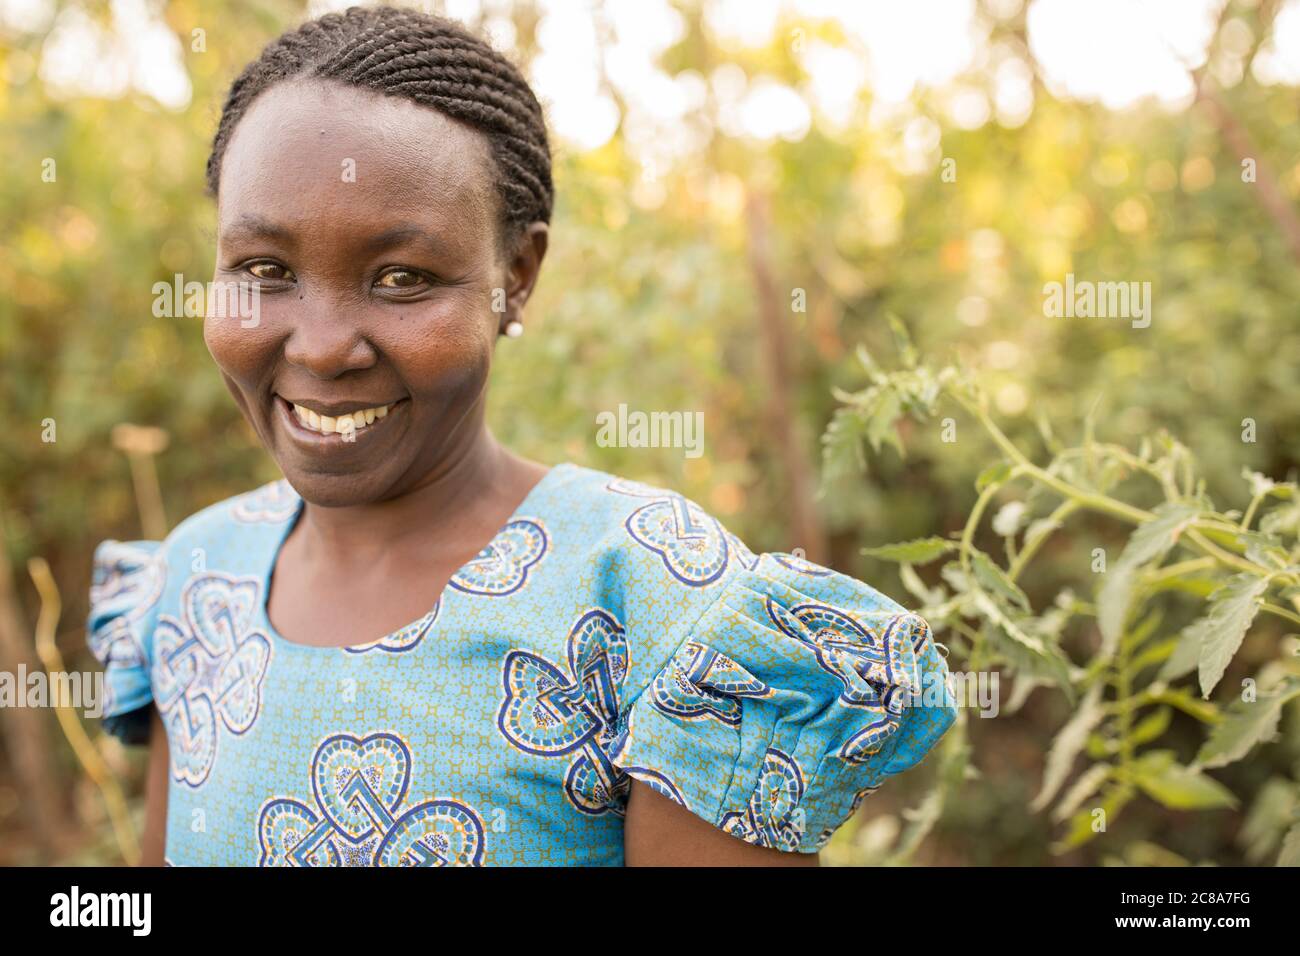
[217,79,498,238]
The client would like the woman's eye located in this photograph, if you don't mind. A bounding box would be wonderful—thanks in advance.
[375,269,427,290]
[247,261,293,281]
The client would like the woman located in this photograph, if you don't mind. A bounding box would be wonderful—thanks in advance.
[88,5,957,867]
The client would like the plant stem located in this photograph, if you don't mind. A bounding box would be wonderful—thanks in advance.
[961,478,1006,575]
[1184,529,1263,577]
[1240,491,1267,531]
[951,391,1152,525]
[1008,499,1081,583]
[949,386,1282,581]
[1260,602,1300,629]
[1145,557,1217,585]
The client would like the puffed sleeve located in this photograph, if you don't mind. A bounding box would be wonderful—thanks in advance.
[87,539,166,745]
[609,553,957,853]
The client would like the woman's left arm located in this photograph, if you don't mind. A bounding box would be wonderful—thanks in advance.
[623,780,819,866]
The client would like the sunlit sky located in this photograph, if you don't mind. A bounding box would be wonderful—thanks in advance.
[4,0,1299,158]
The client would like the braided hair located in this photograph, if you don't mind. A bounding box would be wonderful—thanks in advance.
[205,5,553,247]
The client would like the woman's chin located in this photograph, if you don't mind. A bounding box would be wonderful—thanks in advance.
[277,469,397,509]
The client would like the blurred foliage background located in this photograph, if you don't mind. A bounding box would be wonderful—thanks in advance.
[1,0,1298,866]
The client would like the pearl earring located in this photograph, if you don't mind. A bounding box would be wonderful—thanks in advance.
[504,320,524,338]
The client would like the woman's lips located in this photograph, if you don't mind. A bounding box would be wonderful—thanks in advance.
[274,394,407,446]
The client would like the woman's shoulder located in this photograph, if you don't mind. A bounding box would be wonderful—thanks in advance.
[543,463,908,643]
[542,467,959,852]
[541,462,753,585]
[85,479,291,742]
[91,478,296,606]
[547,462,886,595]
[546,460,735,535]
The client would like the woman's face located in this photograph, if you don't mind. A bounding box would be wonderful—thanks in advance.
[205,79,543,507]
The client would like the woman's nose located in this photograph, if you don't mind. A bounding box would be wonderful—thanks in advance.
[282,306,377,379]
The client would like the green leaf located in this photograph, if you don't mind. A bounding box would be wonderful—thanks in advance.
[975,460,1012,492]
[1035,407,1062,455]
[1237,531,1290,570]
[1119,842,1192,867]
[971,548,1031,612]
[1239,778,1296,863]
[1119,502,1206,567]
[1084,730,1112,760]
[886,313,918,369]
[1128,751,1238,810]
[1130,706,1172,746]
[1052,762,1112,822]
[1242,467,1276,498]
[1261,502,1300,538]
[1159,619,1210,682]
[1031,683,1103,812]
[1057,786,1133,852]
[821,404,868,478]
[1097,502,1203,658]
[854,343,881,379]
[865,388,904,456]
[862,537,955,564]
[1130,636,1179,674]
[1280,823,1300,867]
[1193,573,1269,698]
[1195,679,1300,769]
[899,562,945,605]
[1241,468,1295,502]
[973,597,1074,691]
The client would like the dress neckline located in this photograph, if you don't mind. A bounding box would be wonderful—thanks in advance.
[257,462,570,652]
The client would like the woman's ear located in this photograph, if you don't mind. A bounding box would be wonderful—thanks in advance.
[499,221,549,335]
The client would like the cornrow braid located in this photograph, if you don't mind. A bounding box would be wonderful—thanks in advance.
[205,5,553,245]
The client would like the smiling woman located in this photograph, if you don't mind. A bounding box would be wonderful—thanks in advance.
[84,4,957,868]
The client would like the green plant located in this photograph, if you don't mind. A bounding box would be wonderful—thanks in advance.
[824,318,1300,864]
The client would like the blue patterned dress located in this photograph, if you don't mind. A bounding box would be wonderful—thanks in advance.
[88,463,958,866]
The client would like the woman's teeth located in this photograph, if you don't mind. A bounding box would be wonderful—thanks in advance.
[291,402,391,435]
